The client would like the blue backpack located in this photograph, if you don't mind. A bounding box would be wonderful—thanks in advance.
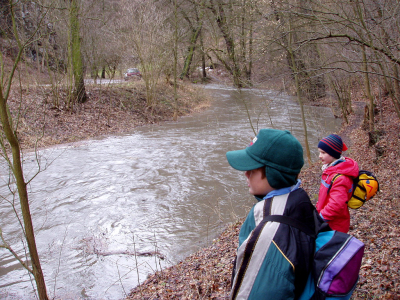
[265,211,364,300]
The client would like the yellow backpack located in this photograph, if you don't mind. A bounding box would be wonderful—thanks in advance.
[329,170,379,209]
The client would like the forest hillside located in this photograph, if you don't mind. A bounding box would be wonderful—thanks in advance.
[2,1,400,298]
[126,93,400,300]
[2,53,399,300]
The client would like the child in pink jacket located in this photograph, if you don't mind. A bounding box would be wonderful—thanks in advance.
[316,134,359,233]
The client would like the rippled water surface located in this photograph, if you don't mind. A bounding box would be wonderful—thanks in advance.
[0,85,341,299]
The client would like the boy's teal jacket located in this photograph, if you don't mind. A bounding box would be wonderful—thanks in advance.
[231,188,315,300]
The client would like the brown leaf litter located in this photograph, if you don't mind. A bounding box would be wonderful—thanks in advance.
[4,80,399,299]
[127,95,400,300]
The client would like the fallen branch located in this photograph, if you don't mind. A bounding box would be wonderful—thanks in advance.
[93,249,165,260]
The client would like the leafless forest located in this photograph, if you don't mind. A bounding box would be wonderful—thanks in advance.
[1,0,400,299]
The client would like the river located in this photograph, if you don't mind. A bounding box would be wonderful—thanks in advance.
[0,85,341,299]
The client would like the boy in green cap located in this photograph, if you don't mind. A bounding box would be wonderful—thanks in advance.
[226,129,315,300]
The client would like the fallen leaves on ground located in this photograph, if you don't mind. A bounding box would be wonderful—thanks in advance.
[5,82,210,151]
[127,221,240,300]
[6,78,400,299]
[127,95,400,300]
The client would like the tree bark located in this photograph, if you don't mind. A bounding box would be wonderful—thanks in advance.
[173,0,178,121]
[288,22,312,165]
[180,24,202,79]
[391,65,400,119]
[208,0,242,87]
[1,3,49,297]
[70,0,87,104]
[0,90,49,300]
[362,45,375,132]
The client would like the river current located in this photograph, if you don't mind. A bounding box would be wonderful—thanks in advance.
[0,85,340,299]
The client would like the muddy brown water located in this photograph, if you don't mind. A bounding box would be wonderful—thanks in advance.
[0,85,341,299]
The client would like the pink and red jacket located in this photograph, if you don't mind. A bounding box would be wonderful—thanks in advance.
[316,157,359,233]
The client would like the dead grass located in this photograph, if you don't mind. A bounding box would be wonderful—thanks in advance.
[4,81,211,151]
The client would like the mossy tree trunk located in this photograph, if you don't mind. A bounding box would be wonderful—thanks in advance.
[69,0,87,104]
[180,24,202,79]
[173,0,179,121]
[208,0,243,88]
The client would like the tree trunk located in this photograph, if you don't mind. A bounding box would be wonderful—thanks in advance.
[247,23,253,82]
[362,45,374,131]
[2,4,49,297]
[180,25,202,79]
[173,0,178,121]
[286,42,326,101]
[209,0,242,87]
[201,29,206,81]
[288,24,312,165]
[0,91,49,300]
[391,65,400,119]
[70,0,87,104]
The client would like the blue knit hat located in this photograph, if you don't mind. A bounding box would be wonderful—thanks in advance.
[226,129,304,189]
[318,134,348,159]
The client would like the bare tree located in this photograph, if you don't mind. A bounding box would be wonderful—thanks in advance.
[80,0,122,82]
[296,0,400,122]
[173,0,179,120]
[205,0,254,88]
[0,1,49,299]
[118,0,174,108]
[287,17,313,164]
[179,0,205,80]
[68,0,87,103]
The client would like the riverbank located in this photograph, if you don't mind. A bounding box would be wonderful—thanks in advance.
[6,79,400,299]
[126,95,400,299]
[6,80,211,151]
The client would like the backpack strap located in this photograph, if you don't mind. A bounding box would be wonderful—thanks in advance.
[263,215,316,238]
[326,173,342,194]
[264,210,331,237]
[231,208,279,299]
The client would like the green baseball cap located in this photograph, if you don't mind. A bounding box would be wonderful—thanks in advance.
[226,129,304,188]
